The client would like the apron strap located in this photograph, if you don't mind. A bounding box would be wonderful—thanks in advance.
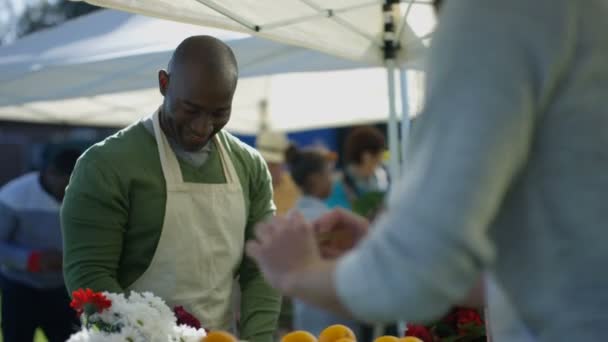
[153,109,182,186]
[214,135,239,186]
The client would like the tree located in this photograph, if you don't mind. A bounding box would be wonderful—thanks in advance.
[1,0,100,45]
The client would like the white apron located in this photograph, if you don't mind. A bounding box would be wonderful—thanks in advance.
[485,274,536,342]
[127,110,247,331]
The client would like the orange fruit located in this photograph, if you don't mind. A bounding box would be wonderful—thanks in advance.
[319,324,357,342]
[334,337,357,342]
[374,336,399,342]
[202,331,238,342]
[334,338,355,342]
[398,338,423,342]
[281,330,318,342]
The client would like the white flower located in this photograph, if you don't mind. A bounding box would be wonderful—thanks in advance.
[131,291,176,324]
[68,329,138,342]
[67,330,91,342]
[170,324,207,342]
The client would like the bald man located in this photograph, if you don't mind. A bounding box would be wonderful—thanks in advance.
[61,36,280,341]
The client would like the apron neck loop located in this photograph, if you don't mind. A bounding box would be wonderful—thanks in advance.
[153,109,237,187]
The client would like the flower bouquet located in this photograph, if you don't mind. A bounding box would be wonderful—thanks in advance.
[68,288,207,342]
[405,307,486,342]
[281,324,424,342]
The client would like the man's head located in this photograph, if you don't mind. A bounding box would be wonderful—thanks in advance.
[41,147,81,202]
[158,35,239,152]
[256,130,290,187]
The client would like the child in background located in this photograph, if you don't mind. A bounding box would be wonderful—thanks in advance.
[285,145,359,337]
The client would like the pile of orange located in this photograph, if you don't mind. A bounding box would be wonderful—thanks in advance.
[199,325,423,342]
[280,324,423,342]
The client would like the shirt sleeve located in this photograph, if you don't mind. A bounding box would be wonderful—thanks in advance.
[61,150,129,293]
[238,152,281,342]
[335,0,573,323]
[0,201,32,271]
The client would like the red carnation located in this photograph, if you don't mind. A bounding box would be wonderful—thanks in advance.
[453,308,484,336]
[174,306,202,330]
[456,308,483,326]
[405,324,434,342]
[70,288,112,316]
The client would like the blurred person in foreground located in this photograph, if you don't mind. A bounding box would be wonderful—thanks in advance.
[0,147,81,342]
[246,0,608,341]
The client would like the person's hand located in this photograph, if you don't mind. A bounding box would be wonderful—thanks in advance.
[39,250,63,272]
[246,212,323,294]
[313,208,370,259]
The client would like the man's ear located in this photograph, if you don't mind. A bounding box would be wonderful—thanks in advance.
[158,70,170,96]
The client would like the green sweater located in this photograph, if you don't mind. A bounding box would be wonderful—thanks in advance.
[61,121,280,342]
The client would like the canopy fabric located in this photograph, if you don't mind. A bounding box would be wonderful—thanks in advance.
[0,9,370,107]
[0,9,425,133]
[77,0,436,66]
[0,67,425,133]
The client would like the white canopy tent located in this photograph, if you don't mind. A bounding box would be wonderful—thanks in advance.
[75,0,435,66]
[0,9,424,132]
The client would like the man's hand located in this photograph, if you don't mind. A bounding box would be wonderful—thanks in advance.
[246,212,323,295]
[39,250,63,272]
[313,209,370,259]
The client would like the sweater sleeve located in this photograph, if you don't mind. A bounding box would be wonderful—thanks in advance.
[335,0,570,323]
[61,150,129,293]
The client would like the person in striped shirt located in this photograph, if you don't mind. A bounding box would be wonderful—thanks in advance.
[0,147,81,342]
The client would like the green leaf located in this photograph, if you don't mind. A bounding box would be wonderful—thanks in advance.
[84,303,98,316]
[352,191,385,217]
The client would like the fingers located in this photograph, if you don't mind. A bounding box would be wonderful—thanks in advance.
[320,246,343,259]
[313,209,343,234]
[288,211,312,236]
[254,215,288,243]
[313,208,365,233]
[245,240,262,260]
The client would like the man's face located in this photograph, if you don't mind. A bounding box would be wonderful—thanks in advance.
[158,68,235,151]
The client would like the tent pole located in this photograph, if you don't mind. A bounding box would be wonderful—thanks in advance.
[383,1,407,337]
[399,68,410,170]
[383,0,401,183]
[386,60,400,179]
